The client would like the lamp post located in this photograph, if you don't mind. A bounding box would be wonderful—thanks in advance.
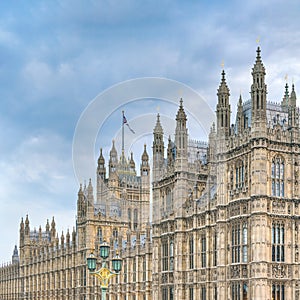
[87,240,122,299]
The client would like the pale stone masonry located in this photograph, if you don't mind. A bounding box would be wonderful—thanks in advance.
[1,47,300,300]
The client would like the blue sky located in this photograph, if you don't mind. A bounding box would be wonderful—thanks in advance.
[1,0,300,262]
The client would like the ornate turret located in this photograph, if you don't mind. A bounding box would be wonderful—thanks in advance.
[12,245,19,264]
[175,99,188,160]
[290,83,297,107]
[216,70,231,136]
[51,217,56,241]
[109,140,118,175]
[97,148,106,179]
[153,113,164,182]
[129,152,136,173]
[251,47,267,130]
[167,136,175,166]
[288,84,299,138]
[25,215,30,236]
[141,144,149,176]
[282,83,289,108]
[237,94,244,134]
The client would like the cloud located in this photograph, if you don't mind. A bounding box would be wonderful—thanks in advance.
[0,130,77,262]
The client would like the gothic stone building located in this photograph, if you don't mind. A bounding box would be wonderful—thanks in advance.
[1,47,300,300]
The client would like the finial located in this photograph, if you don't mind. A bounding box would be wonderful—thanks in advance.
[256,36,260,45]
[284,74,288,83]
[221,70,226,82]
[256,46,261,59]
[221,60,225,69]
[180,97,183,107]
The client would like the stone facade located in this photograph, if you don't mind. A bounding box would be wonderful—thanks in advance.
[1,47,300,300]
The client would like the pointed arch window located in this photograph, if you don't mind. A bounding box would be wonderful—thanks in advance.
[97,227,103,243]
[272,223,285,262]
[235,160,245,189]
[133,209,138,230]
[271,157,285,197]
[189,235,194,269]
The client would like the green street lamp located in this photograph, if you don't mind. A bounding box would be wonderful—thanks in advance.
[87,240,122,299]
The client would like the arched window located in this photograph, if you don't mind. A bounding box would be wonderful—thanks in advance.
[242,223,248,263]
[235,160,245,189]
[170,239,174,271]
[113,228,118,239]
[272,223,285,262]
[133,209,138,230]
[128,208,131,229]
[189,235,194,269]
[271,157,285,197]
[97,227,103,243]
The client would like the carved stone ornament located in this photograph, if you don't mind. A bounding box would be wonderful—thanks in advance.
[272,264,286,278]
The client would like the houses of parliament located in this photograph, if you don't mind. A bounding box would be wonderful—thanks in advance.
[1,47,300,300]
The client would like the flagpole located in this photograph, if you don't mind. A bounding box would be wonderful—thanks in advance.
[122,110,125,156]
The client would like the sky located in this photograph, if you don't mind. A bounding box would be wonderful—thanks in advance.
[0,0,300,263]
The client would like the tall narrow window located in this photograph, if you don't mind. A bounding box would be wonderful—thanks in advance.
[143,259,146,281]
[170,240,174,271]
[231,282,240,300]
[162,287,168,300]
[169,287,174,300]
[162,241,168,271]
[201,286,206,300]
[201,235,206,267]
[271,157,285,197]
[133,209,138,230]
[189,236,194,269]
[272,283,285,300]
[243,283,248,300]
[97,227,103,243]
[242,223,248,263]
[133,260,136,282]
[213,232,217,266]
[235,160,245,189]
[232,224,241,263]
[128,208,131,229]
[189,287,194,300]
[272,223,285,262]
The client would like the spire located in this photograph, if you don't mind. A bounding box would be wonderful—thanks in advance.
[46,219,50,232]
[109,140,118,175]
[290,83,297,107]
[154,113,163,134]
[282,83,289,107]
[176,98,187,123]
[25,215,30,235]
[129,152,136,170]
[141,144,150,176]
[12,245,19,264]
[87,178,94,204]
[51,216,56,239]
[251,46,267,129]
[167,136,175,166]
[66,229,70,246]
[175,98,188,160]
[216,70,231,135]
[153,113,164,182]
[141,144,149,162]
[72,227,76,247]
[237,94,244,134]
[98,148,105,166]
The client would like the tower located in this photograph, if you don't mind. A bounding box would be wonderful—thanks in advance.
[152,113,164,222]
[140,144,150,228]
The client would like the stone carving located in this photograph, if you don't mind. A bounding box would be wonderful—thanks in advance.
[272,264,286,278]
[231,265,240,278]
